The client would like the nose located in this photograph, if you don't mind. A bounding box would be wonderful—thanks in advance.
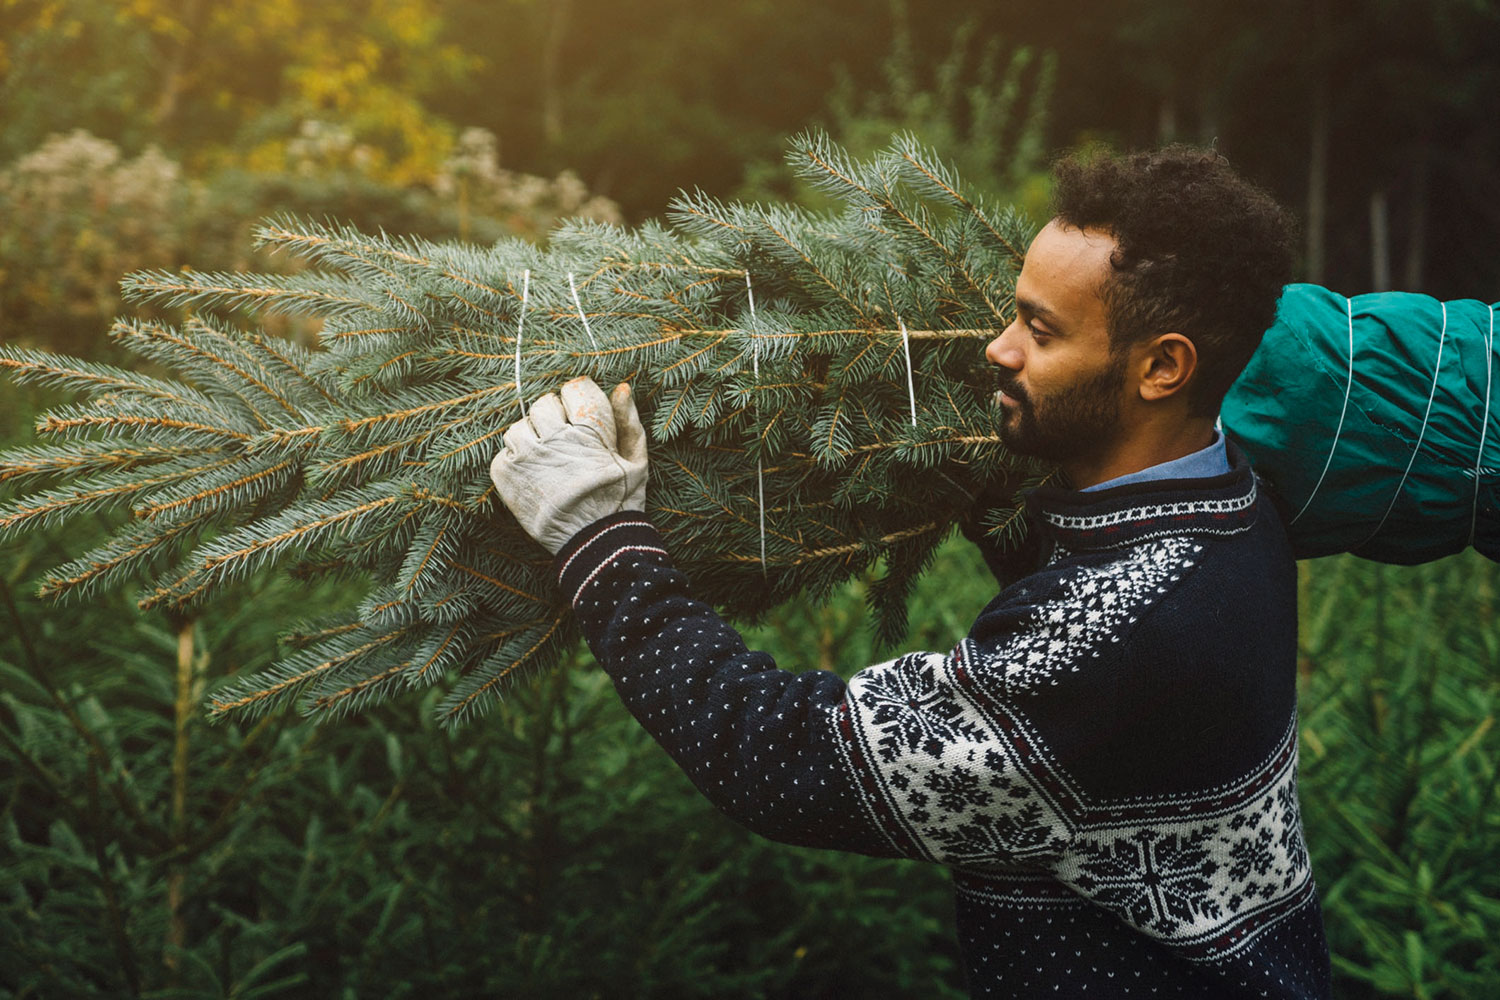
[985,317,1025,372]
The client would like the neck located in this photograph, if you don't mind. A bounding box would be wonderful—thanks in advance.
[1062,416,1218,491]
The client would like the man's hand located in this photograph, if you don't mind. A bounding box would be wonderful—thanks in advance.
[490,377,648,554]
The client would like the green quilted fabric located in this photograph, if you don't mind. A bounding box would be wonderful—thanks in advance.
[1223,284,1500,563]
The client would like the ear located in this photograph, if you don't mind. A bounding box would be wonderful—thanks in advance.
[1135,333,1198,402]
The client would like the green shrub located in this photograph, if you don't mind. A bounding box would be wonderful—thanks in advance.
[1297,554,1500,999]
[0,129,621,359]
[3,436,1496,997]
[0,521,963,998]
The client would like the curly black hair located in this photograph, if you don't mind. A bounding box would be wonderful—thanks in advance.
[1051,145,1297,417]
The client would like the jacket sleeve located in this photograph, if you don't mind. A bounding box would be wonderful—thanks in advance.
[554,512,1084,868]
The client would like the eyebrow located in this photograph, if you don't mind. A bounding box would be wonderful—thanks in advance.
[1016,296,1064,330]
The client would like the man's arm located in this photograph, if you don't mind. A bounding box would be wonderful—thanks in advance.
[555,511,907,857]
[555,511,1080,866]
[493,378,1083,866]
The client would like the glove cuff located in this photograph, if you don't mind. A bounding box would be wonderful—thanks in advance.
[553,511,668,608]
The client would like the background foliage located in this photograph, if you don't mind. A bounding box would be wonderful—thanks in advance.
[3,0,1499,995]
[5,502,1498,997]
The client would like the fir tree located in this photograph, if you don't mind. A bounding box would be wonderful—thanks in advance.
[0,133,1044,725]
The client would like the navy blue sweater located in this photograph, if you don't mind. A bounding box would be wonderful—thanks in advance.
[553,445,1331,998]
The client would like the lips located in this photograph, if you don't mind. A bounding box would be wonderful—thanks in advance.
[993,380,1026,409]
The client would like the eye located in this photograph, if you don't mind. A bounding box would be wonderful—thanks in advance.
[1027,320,1052,342]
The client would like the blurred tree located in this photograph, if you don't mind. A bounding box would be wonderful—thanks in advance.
[0,0,477,182]
[1319,0,1500,295]
[738,0,1056,218]
[5,0,1496,289]
[0,131,192,356]
[433,0,905,217]
[0,0,161,158]
[982,0,1500,297]
[0,129,620,357]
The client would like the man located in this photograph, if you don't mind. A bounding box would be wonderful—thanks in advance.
[490,146,1332,998]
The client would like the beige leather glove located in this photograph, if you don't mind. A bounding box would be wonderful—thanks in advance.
[490,377,648,554]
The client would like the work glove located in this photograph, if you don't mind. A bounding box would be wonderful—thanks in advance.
[489,376,648,554]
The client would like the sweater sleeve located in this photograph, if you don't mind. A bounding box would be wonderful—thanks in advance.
[554,512,1083,868]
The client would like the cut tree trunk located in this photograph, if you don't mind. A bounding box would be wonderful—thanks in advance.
[1370,188,1391,292]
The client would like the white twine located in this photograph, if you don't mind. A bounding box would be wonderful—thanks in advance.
[1366,301,1448,546]
[567,272,598,348]
[746,271,766,573]
[514,269,530,410]
[1291,296,1355,526]
[1472,304,1496,546]
[746,272,759,377]
[897,315,918,427]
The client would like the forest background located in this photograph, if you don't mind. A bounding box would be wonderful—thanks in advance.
[1,0,1498,996]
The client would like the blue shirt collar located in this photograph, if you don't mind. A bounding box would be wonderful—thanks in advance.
[1080,429,1229,492]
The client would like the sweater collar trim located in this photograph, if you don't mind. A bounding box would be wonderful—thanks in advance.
[1023,439,1260,551]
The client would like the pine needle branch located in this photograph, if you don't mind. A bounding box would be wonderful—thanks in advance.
[1,134,1042,724]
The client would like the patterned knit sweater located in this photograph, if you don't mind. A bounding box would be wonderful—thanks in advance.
[553,444,1331,998]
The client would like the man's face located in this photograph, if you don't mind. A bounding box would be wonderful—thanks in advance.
[984,221,1128,466]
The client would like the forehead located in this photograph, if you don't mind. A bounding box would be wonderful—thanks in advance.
[1016,220,1116,328]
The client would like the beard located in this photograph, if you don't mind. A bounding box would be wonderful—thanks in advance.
[995,357,1127,465]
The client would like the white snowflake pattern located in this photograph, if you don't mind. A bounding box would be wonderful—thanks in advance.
[994,536,1200,694]
[844,650,1077,866]
[852,652,986,763]
[1068,826,1224,935]
[1055,727,1315,958]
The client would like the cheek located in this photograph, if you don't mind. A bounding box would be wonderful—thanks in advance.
[1019,351,1060,395]
[1030,342,1100,389]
